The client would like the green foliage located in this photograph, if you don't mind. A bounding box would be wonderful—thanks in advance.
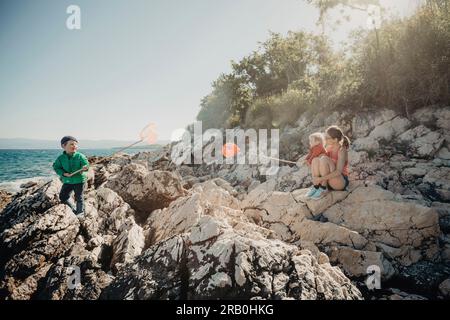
[196,2,450,130]
[196,73,252,130]
[349,3,450,112]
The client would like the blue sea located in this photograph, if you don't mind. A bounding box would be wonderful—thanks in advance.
[0,147,161,193]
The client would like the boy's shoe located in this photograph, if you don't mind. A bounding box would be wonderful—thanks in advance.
[310,187,328,200]
[76,212,85,219]
[63,201,76,213]
[306,187,319,198]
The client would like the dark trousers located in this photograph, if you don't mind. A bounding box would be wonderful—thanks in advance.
[59,183,85,214]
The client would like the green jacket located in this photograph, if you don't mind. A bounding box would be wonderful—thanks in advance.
[53,151,90,184]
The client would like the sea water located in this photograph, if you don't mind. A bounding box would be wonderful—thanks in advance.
[0,147,161,193]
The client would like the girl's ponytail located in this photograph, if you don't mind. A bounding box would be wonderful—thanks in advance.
[326,125,351,149]
[342,135,350,149]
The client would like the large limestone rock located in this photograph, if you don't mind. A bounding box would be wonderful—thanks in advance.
[272,164,311,192]
[352,116,411,152]
[368,116,411,142]
[323,186,440,266]
[241,184,378,277]
[352,109,397,138]
[0,180,145,300]
[242,191,312,241]
[110,218,145,271]
[292,219,371,252]
[348,150,369,167]
[0,179,62,231]
[328,246,395,280]
[144,178,246,246]
[412,106,450,131]
[243,181,441,281]
[439,278,450,298]
[292,186,353,218]
[352,136,379,152]
[0,204,80,299]
[437,147,450,160]
[37,241,114,300]
[217,164,258,188]
[91,154,132,189]
[102,215,363,300]
[81,187,135,241]
[397,125,444,158]
[422,167,450,202]
[105,163,186,222]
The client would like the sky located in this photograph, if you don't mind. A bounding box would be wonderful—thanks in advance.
[0,0,422,142]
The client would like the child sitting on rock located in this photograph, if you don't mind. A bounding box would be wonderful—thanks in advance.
[304,132,327,166]
[52,136,89,216]
[303,132,327,197]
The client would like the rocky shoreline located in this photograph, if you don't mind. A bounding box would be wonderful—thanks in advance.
[0,105,449,300]
[0,190,12,212]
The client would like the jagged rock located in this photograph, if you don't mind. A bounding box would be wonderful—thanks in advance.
[443,246,450,262]
[438,278,450,298]
[402,166,428,179]
[81,187,134,241]
[352,136,379,152]
[291,219,371,251]
[110,218,145,271]
[242,190,312,241]
[102,215,363,300]
[19,181,37,189]
[181,175,200,189]
[381,288,428,300]
[242,185,376,278]
[292,186,354,217]
[323,186,440,266]
[352,116,411,152]
[217,164,257,188]
[0,189,12,212]
[397,125,444,158]
[396,261,450,297]
[0,204,80,299]
[1,104,449,301]
[352,109,397,138]
[348,150,369,166]
[272,165,311,192]
[38,242,114,300]
[176,165,195,178]
[412,106,450,131]
[144,179,245,246]
[437,147,450,160]
[247,180,261,192]
[105,163,186,222]
[0,181,140,300]
[0,179,62,231]
[369,116,411,143]
[328,246,395,280]
[432,201,450,218]
[422,167,450,201]
[91,155,132,188]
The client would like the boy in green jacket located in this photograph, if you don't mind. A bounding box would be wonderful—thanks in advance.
[52,136,89,216]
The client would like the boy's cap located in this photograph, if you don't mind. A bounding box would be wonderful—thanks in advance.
[60,136,78,146]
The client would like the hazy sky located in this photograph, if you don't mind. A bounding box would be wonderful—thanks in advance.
[0,0,421,141]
